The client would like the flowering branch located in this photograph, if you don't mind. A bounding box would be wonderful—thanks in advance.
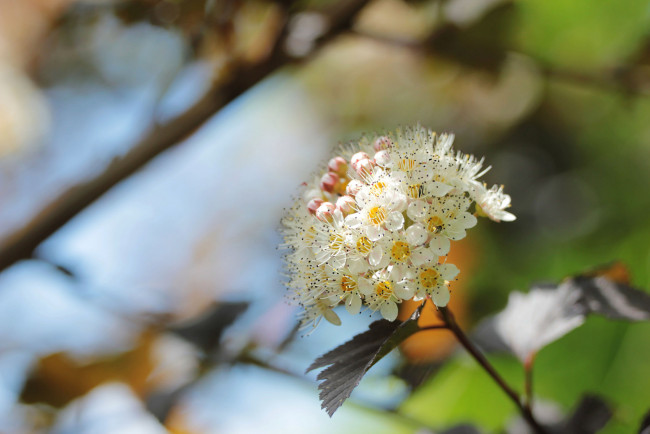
[439,307,548,434]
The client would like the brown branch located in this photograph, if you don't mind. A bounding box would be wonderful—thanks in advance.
[352,29,650,97]
[439,307,548,434]
[0,0,371,272]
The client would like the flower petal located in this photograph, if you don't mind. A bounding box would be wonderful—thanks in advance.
[429,181,454,197]
[323,309,342,325]
[330,253,346,269]
[429,235,450,256]
[406,223,428,246]
[366,224,383,241]
[385,211,404,232]
[411,247,435,266]
[407,200,428,220]
[439,263,460,280]
[348,257,368,274]
[395,284,414,300]
[380,301,399,321]
[358,277,373,296]
[345,294,362,315]
[345,213,362,228]
[431,287,450,307]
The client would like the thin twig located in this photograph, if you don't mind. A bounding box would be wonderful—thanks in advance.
[524,353,536,413]
[439,307,548,434]
[417,324,448,332]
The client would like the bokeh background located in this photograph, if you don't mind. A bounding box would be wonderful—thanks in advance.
[1,0,650,432]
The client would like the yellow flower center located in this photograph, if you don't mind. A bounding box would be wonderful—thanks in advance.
[426,216,444,233]
[375,281,393,299]
[368,206,387,225]
[356,236,372,255]
[419,268,440,288]
[370,181,386,197]
[329,234,344,250]
[398,159,416,172]
[341,275,357,292]
[391,241,411,262]
[407,183,424,199]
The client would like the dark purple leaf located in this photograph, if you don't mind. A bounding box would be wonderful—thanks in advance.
[307,307,423,416]
[571,275,650,321]
[557,395,612,434]
[169,301,249,354]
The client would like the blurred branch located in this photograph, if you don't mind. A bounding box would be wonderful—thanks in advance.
[0,0,370,272]
[352,28,650,97]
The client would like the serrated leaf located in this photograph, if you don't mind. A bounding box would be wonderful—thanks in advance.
[307,307,423,416]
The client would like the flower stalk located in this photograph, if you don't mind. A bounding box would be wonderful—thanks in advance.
[439,307,548,434]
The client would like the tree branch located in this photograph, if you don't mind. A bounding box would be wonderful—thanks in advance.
[0,0,371,272]
[439,307,548,434]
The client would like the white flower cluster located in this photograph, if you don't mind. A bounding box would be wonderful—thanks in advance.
[281,125,515,330]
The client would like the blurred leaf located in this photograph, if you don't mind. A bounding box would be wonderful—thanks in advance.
[639,409,650,434]
[400,356,522,431]
[440,424,482,434]
[555,395,612,434]
[168,301,248,355]
[307,306,423,416]
[20,330,156,408]
[572,274,650,322]
[474,263,650,362]
[475,282,586,362]
[428,2,516,72]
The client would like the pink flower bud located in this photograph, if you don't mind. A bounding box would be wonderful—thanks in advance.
[319,172,339,193]
[336,195,356,215]
[307,198,324,215]
[374,150,391,166]
[346,179,364,196]
[316,202,336,222]
[350,152,370,170]
[354,158,374,177]
[373,136,392,151]
[327,156,348,176]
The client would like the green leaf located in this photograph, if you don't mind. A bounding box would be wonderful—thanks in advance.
[400,355,522,431]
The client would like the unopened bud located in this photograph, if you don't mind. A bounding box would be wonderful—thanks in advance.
[316,202,336,222]
[307,198,324,215]
[319,172,339,193]
[327,156,348,176]
[355,158,374,177]
[350,152,370,170]
[374,150,391,166]
[373,136,393,151]
[346,179,364,196]
[336,195,356,215]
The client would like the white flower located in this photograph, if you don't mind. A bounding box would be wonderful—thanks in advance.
[408,263,460,306]
[281,125,515,330]
[360,266,414,321]
[471,183,516,222]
